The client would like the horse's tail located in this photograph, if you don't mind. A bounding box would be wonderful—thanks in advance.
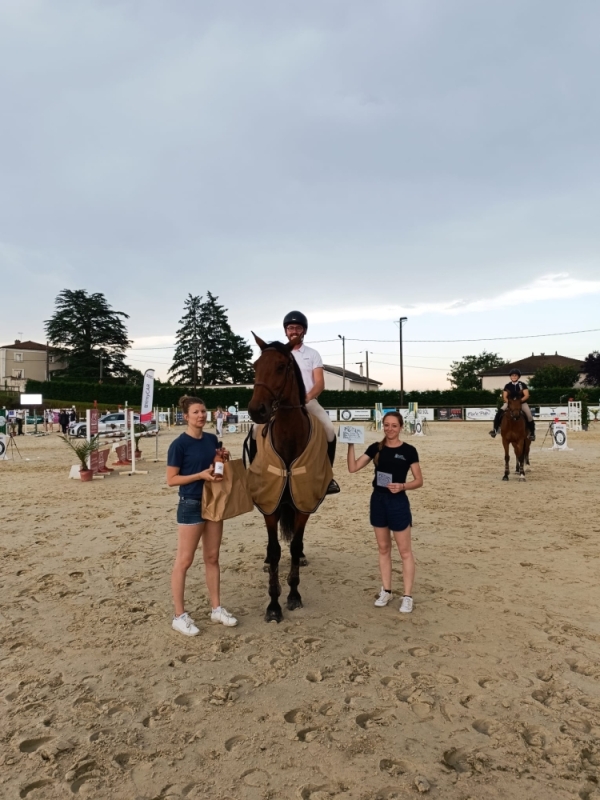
[279,504,295,543]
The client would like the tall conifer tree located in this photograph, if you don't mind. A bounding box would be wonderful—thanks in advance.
[169,293,253,387]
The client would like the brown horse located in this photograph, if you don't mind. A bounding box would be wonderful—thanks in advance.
[247,334,313,622]
[500,397,530,481]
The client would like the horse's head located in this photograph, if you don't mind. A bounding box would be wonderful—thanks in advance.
[507,397,523,421]
[248,333,305,424]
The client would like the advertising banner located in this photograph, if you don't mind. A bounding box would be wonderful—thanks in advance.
[140,369,155,425]
[339,409,372,421]
[327,409,338,421]
[437,408,463,421]
[465,408,497,421]
[537,406,568,421]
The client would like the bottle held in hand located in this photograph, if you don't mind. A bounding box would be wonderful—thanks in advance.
[213,442,225,481]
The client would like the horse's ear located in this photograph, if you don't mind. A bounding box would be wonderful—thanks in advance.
[252,332,268,351]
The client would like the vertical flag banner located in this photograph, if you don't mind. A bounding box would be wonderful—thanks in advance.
[141,369,155,425]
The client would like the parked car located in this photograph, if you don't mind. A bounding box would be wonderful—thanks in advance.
[69,412,142,438]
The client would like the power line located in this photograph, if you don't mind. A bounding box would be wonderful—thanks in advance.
[344,327,600,344]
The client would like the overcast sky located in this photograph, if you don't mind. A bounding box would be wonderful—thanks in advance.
[1,0,599,389]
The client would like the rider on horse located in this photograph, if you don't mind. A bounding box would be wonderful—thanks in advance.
[489,369,536,441]
[283,310,340,495]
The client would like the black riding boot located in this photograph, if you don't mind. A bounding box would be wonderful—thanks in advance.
[528,419,536,441]
[489,409,503,438]
[326,439,340,495]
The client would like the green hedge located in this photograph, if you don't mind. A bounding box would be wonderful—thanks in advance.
[26,380,581,409]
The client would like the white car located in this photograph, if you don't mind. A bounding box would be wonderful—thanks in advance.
[69,412,142,438]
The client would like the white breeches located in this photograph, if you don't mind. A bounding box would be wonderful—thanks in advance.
[501,401,533,422]
[305,399,336,442]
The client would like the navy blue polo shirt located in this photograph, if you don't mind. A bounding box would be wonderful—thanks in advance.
[167,432,218,500]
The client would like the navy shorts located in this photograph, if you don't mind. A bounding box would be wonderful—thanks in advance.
[370,492,412,531]
[177,497,204,526]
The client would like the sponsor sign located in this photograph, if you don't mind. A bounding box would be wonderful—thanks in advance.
[327,409,338,421]
[140,369,155,425]
[437,408,463,421]
[465,408,497,421]
[340,409,372,421]
[537,406,568,421]
[338,424,365,444]
[0,433,7,459]
[238,411,251,422]
[552,422,568,450]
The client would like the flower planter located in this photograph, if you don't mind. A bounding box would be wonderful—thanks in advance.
[79,469,94,482]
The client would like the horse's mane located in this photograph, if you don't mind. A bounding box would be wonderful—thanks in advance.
[267,341,306,406]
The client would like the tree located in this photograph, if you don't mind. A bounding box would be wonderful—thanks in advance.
[530,364,580,389]
[582,350,600,386]
[45,289,132,381]
[168,294,204,390]
[169,292,254,388]
[448,351,506,390]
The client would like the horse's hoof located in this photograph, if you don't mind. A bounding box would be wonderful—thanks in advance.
[265,608,283,623]
[502,475,509,481]
[286,596,303,611]
[519,476,526,482]
[299,557,308,567]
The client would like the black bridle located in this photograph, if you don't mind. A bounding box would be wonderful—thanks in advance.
[253,348,305,433]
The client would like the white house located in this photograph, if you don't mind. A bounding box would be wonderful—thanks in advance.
[480,352,586,391]
[323,365,382,392]
[0,340,65,392]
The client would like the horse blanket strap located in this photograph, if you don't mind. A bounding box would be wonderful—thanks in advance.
[247,413,332,515]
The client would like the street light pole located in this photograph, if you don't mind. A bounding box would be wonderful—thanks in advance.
[398,317,407,406]
[338,335,346,391]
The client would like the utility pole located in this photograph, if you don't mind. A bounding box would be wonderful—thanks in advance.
[366,350,370,392]
[99,355,103,384]
[338,334,346,391]
[46,340,50,381]
[397,317,407,406]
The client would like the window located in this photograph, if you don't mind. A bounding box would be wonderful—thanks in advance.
[14,352,23,362]
[12,369,25,379]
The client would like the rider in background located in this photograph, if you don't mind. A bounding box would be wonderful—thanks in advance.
[283,310,340,495]
[489,369,536,440]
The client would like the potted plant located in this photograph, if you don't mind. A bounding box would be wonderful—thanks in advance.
[59,434,100,481]
[133,423,146,458]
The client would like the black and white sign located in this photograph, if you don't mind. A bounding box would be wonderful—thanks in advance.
[552,423,568,450]
[0,433,7,459]
[465,408,497,421]
[340,409,372,421]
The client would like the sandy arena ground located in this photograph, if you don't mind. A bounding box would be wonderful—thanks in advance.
[1,422,599,800]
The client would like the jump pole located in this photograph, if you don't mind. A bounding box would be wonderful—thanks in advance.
[151,405,162,462]
[119,410,148,476]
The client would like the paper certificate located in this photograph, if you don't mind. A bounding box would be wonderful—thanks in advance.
[376,471,393,487]
[338,424,365,444]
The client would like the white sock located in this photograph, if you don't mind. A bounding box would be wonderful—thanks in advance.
[212,606,221,613]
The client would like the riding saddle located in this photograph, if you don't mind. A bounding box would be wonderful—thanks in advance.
[246,413,333,516]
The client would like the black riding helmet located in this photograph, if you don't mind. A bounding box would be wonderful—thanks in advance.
[509,369,522,378]
[283,310,308,331]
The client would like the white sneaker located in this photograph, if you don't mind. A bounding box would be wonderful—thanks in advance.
[399,596,413,614]
[210,607,238,627]
[374,588,393,607]
[172,612,200,636]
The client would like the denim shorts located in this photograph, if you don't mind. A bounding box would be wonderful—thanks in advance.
[370,491,412,531]
[177,497,204,526]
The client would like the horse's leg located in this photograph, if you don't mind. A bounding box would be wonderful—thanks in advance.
[515,440,526,481]
[502,437,510,481]
[287,511,309,611]
[264,512,283,623]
